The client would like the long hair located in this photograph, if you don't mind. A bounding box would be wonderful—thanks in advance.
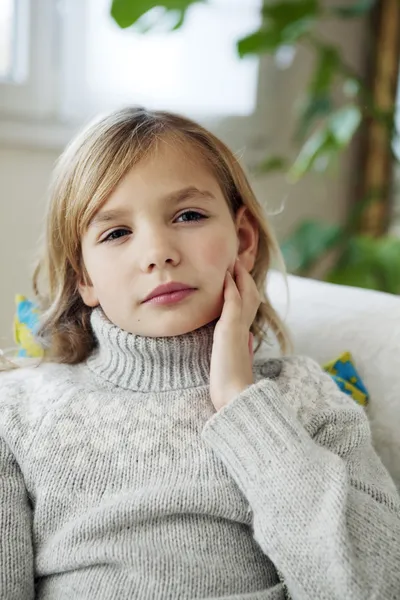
[31,107,291,363]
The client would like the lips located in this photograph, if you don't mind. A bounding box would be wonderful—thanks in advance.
[142,282,195,303]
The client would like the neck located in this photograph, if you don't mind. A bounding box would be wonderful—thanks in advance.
[86,308,215,392]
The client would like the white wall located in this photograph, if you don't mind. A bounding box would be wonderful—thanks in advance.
[0,13,366,350]
[0,146,55,349]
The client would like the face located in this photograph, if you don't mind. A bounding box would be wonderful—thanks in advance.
[79,142,258,337]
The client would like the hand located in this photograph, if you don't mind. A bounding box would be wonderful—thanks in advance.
[210,259,261,411]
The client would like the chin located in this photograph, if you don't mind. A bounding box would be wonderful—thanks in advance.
[140,310,218,338]
[151,318,212,338]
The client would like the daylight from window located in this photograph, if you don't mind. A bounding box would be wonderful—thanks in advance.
[0,0,15,80]
[85,0,262,117]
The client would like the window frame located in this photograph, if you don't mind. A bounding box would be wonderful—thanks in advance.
[0,0,60,119]
[0,0,276,163]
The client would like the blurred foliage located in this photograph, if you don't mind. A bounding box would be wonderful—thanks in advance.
[281,220,400,294]
[281,220,344,273]
[110,0,400,294]
[111,0,202,30]
[328,236,400,294]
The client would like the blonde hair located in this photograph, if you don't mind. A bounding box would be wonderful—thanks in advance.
[31,106,290,364]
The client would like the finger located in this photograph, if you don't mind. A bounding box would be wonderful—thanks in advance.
[234,260,261,325]
[220,271,241,323]
[224,271,241,306]
[233,259,246,297]
[234,259,255,298]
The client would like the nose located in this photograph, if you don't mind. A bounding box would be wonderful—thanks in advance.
[138,227,180,272]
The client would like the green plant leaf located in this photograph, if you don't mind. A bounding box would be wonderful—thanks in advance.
[290,105,362,179]
[297,46,340,139]
[297,95,332,139]
[326,263,381,290]
[110,0,203,30]
[238,0,319,57]
[311,46,341,94]
[263,0,319,25]
[328,235,400,294]
[327,235,380,289]
[289,127,334,179]
[329,105,362,145]
[330,0,376,19]
[254,155,288,174]
[375,237,400,294]
[281,220,343,273]
[238,29,285,56]
[343,77,360,98]
[238,20,313,56]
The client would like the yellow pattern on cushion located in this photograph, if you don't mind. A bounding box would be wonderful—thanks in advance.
[14,295,43,358]
[324,351,369,406]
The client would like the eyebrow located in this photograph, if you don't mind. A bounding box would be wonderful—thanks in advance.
[89,186,215,228]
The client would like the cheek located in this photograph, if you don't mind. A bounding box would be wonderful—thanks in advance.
[201,236,236,269]
[84,254,120,291]
[196,236,237,284]
[195,237,236,319]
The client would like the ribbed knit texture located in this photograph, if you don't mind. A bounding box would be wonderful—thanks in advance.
[1,307,399,600]
[87,310,216,391]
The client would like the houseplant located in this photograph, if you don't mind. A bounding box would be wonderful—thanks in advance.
[110,0,400,293]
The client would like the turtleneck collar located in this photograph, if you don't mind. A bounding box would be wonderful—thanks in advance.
[86,308,215,392]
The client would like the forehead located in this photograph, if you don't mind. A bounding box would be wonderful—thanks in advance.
[107,140,221,204]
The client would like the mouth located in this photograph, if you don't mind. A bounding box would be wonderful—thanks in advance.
[142,282,196,306]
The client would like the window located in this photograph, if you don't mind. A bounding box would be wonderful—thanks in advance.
[89,0,260,117]
[61,0,262,121]
[0,0,57,120]
[0,0,274,155]
[0,0,16,81]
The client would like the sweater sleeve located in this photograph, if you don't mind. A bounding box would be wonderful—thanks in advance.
[0,435,34,599]
[202,356,400,600]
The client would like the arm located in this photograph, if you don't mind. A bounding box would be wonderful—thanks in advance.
[202,356,400,600]
[0,436,34,599]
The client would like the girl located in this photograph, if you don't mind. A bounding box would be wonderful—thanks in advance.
[0,107,399,600]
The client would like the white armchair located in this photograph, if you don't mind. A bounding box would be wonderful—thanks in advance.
[267,272,400,489]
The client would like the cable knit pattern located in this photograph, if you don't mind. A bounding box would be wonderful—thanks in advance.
[0,308,399,600]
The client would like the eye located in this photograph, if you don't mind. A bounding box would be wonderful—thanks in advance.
[101,228,131,243]
[175,210,207,223]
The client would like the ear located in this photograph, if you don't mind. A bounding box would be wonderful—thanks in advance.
[78,278,99,308]
[235,205,259,272]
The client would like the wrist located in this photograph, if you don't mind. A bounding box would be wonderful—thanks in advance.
[215,381,253,411]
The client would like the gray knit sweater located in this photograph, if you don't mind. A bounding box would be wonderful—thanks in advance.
[1,309,399,600]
